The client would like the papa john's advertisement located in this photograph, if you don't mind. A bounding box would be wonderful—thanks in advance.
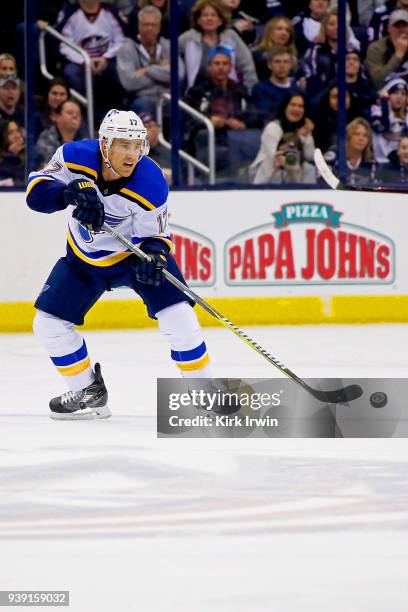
[169,190,399,297]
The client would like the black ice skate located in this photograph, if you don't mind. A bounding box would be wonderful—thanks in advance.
[49,363,110,420]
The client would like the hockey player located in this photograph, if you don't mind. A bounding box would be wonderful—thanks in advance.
[26,109,213,420]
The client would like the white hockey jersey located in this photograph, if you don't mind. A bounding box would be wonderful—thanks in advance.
[26,139,171,270]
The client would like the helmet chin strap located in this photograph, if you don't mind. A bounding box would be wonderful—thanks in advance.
[101,141,122,177]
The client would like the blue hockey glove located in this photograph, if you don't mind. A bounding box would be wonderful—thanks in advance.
[64,179,105,233]
[132,239,170,286]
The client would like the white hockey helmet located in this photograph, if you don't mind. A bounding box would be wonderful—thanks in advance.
[99,109,150,157]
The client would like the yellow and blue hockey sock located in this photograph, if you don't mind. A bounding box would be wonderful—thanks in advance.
[157,302,214,378]
[33,310,94,391]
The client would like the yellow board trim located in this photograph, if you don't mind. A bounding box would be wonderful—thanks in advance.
[67,230,132,267]
[56,357,91,376]
[26,176,53,196]
[2,295,408,333]
[176,354,209,371]
[66,162,98,179]
[120,187,156,210]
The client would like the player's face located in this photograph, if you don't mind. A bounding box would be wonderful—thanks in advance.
[109,138,144,176]
[0,59,16,77]
[348,126,369,152]
[397,138,408,164]
[48,85,68,110]
[271,20,291,45]
[285,96,305,122]
[269,53,292,78]
[197,6,223,33]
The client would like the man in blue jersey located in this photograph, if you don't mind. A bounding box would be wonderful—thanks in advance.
[26,109,213,420]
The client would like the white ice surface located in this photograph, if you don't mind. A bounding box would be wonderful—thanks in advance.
[0,324,408,611]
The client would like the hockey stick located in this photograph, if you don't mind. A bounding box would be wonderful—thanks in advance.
[314,147,408,194]
[102,222,362,404]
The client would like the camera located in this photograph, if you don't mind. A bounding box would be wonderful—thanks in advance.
[283,144,300,166]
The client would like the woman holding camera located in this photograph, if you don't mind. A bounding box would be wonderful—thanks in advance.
[266,132,317,184]
[250,92,315,184]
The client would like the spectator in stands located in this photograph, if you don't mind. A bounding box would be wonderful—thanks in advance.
[345,50,377,120]
[378,133,408,182]
[322,117,377,186]
[293,0,331,55]
[0,75,24,125]
[126,0,170,40]
[252,47,299,121]
[251,16,298,80]
[34,77,70,138]
[353,0,384,28]
[57,0,125,119]
[0,119,25,186]
[117,6,181,117]
[250,92,315,183]
[370,76,408,162]
[178,0,258,92]
[293,0,360,53]
[139,110,173,182]
[366,9,408,89]
[369,0,408,41]
[35,99,82,167]
[220,0,259,46]
[184,45,261,179]
[263,132,316,184]
[302,9,359,103]
[313,83,352,151]
[0,53,17,78]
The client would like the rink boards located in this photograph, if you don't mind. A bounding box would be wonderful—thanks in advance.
[2,188,408,331]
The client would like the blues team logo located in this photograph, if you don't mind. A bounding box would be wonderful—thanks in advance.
[78,213,129,242]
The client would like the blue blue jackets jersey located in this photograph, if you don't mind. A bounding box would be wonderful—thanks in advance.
[26,139,171,270]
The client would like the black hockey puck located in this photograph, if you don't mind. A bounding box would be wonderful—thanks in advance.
[369,392,388,408]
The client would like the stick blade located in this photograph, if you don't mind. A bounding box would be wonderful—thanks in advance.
[309,384,363,404]
[314,148,340,189]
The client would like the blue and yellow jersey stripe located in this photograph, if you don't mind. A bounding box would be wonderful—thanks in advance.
[67,229,132,267]
[65,162,98,181]
[63,140,99,181]
[119,187,157,211]
[26,175,55,197]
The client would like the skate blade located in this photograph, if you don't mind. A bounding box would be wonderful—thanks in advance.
[49,405,111,420]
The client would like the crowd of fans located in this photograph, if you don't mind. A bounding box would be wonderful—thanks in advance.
[4,0,408,186]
